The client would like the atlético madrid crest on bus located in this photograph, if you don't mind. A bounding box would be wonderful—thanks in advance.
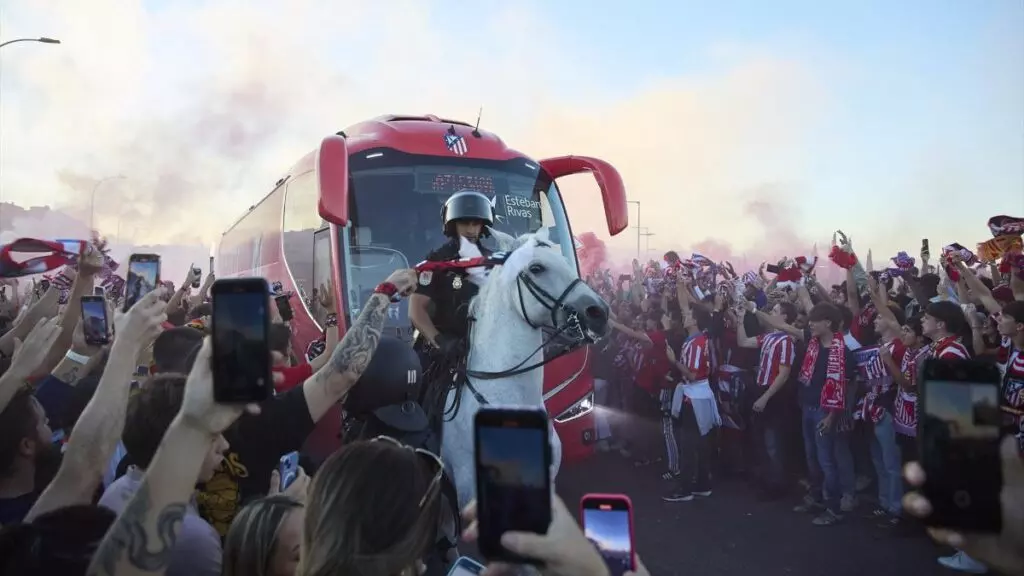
[444,125,468,156]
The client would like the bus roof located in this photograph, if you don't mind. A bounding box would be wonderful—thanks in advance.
[223,114,534,237]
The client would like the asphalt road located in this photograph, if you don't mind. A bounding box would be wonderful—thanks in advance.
[555,450,955,576]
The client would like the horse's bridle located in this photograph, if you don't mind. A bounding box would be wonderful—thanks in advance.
[465,268,590,381]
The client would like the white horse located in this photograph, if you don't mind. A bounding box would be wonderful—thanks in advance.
[441,229,611,509]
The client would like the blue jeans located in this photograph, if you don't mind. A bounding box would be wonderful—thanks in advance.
[870,411,903,514]
[800,406,855,513]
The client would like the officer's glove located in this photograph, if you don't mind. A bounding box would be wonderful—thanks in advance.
[434,334,461,356]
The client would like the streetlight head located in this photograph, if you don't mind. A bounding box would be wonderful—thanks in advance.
[38,37,60,44]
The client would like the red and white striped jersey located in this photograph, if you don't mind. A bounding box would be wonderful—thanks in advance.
[932,335,970,360]
[681,332,711,381]
[754,331,795,388]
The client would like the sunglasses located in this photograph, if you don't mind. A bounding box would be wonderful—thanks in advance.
[370,435,445,508]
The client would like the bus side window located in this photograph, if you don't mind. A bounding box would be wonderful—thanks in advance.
[283,171,321,308]
[311,228,333,328]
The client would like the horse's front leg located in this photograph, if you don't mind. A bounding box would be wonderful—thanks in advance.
[549,421,562,484]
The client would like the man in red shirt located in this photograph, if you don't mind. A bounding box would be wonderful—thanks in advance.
[609,310,675,470]
[735,300,798,500]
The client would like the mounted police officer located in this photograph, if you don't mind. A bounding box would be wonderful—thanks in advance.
[409,190,495,372]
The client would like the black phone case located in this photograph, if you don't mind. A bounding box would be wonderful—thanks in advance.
[211,278,272,404]
[474,408,552,564]
[918,358,1003,533]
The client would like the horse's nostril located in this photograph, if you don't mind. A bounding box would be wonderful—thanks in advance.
[584,305,607,321]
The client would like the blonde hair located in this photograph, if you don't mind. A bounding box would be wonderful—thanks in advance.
[297,442,440,576]
[222,495,302,576]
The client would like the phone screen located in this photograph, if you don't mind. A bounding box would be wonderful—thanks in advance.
[920,359,1003,532]
[765,264,780,274]
[474,408,551,562]
[211,278,271,403]
[124,256,160,311]
[57,239,84,255]
[582,498,634,576]
[80,296,109,346]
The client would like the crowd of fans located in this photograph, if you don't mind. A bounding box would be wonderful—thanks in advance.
[0,239,646,576]
[583,222,1024,575]
[0,219,1021,576]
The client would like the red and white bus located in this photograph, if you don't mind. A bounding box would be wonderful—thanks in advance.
[216,114,628,462]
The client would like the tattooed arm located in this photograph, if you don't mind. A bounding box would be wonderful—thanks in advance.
[302,293,390,423]
[86,418,211,576]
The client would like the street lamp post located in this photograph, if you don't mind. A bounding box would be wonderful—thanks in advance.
[640,229,656,254]
[0,37,61,49]
[627,200,641,258]
[90,175,125,231]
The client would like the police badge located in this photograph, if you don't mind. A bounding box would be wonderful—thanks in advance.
[452,275,463,290]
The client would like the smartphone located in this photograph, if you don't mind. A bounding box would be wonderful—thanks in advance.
[123,254,161,312]
[56,239,85,256]
[918,358,1003,533]
[211,278,272,403]
[474,407,552,563]
[278,451,300,492]
[765,263,780,274]
[39,279,51,293]
[447,556,485,576]
[580,494,636,576]
[80,295,110,346]
[191,266,202,289]
[922,238,930,255]
[93,286,105,297]
[275,294,294,322]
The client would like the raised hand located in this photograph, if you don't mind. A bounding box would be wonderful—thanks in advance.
[384,269,418,297]
[115,288,168,350]
[9,317,62,378]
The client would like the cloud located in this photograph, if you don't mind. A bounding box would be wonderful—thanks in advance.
[0,0,828,270]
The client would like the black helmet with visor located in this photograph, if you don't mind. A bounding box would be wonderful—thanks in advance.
[441,190,494,238]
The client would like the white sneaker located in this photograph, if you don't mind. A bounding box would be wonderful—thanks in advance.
[937,551,988,574]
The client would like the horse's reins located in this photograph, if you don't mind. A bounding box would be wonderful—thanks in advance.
[414,252,593,410]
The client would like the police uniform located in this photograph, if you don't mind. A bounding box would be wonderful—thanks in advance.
[413,238,490,356]
[412,190,495,365]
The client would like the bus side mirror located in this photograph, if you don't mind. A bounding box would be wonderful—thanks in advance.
[538,156,629,236]
[317,134,350,226]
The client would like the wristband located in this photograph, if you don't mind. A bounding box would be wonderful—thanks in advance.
[373,282,401,303]
[324,313,338,328]
[65,350,91,365]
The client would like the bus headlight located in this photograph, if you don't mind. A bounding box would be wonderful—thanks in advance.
[553,391,594,424]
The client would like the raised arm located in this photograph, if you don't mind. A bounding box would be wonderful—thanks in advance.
[28,290,167,521]
[303,270,417,422]
[86,338,252,576]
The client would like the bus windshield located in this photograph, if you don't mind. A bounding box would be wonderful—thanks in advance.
[339,150,578,324]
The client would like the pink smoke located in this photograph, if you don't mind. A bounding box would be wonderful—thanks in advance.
[575,193,845,287]
[575,232,609,277]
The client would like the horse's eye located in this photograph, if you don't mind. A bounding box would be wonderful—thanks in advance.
[528,263,545,274]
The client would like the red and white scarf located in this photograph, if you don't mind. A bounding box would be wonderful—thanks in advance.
[798,332,848,410]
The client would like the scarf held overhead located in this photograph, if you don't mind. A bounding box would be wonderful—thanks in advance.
[798,332,848,410]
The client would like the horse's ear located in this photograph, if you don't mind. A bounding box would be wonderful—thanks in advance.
[487,227,517,252]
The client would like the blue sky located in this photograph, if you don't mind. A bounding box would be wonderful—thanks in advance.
[0,0,1020,262]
